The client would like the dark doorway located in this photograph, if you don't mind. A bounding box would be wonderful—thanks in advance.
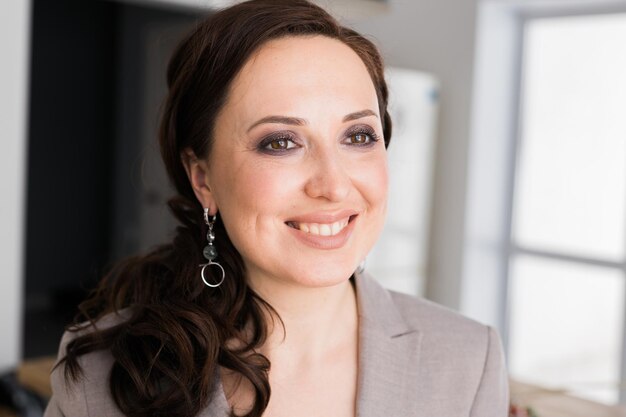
[24,0,198,358]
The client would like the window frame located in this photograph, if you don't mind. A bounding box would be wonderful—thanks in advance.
[511,7,626,403]
[464,0,626,404]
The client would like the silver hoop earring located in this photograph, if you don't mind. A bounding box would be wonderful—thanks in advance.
[200,208,225,287]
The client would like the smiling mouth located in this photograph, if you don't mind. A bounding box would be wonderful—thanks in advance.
[286,215,356,237]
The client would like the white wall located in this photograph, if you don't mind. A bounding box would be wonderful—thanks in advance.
[461,2,522,333]
[0,0,31,371]
[367,68,439,297]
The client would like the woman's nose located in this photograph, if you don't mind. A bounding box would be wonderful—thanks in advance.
[303,148,351,202]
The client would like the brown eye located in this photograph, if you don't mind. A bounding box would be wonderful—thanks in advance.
[350,133,370,144]
[257,132,299,154]
[343,126,380,146]
[269,138,293,150]
[262,136,297,152]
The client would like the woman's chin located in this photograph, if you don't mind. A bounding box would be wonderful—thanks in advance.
[284,263,359,288]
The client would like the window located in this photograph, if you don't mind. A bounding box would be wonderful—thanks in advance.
[507,13,626,404]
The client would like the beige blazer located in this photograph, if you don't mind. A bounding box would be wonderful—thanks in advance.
[45,272,509,417]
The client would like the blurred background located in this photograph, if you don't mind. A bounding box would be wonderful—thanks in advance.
[3,0,626,413]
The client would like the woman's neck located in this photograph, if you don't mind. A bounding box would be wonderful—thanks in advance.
[221,275,360,415]
[248,275,359,361]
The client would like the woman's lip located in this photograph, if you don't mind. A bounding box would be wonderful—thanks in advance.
[285,209,359,224]
[286,215,356,250]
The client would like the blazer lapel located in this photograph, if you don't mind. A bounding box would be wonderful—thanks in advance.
[354,272,423,417]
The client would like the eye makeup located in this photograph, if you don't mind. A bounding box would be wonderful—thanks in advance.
[256,130,300,154]
[254,123,382,155]
[342,124,381,146]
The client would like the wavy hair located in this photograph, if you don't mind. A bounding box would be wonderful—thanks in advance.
[59,1,392,416]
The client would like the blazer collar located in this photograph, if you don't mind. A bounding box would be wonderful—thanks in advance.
[354,272,423,417]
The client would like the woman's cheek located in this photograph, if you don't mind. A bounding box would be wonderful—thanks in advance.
[241,162,302,201]
[357,152,388,207]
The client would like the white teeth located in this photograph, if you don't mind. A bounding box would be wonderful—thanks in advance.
[290,218,350,236]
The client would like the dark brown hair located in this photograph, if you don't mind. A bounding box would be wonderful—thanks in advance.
[60,1,392,416]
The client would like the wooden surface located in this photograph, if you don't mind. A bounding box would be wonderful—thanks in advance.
[511,380,626,417]
[0,356,56,417]
[16,356,56,399]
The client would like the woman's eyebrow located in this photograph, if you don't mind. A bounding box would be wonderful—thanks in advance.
[342,109,378,122]
[246,109,378,133]
[247,115,307,132]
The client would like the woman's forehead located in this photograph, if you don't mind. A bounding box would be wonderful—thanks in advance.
[224,35,379,118]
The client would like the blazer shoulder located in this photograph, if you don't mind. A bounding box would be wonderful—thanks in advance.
[44,310,130,417]
[389,290,509,415]
[54,308,130,365]
[389,290,488,337]
[355,273,508,415]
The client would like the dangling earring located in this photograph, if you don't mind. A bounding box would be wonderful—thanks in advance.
[200,208,225,287]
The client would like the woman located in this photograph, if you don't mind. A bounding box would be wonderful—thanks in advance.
[45,1,508,416]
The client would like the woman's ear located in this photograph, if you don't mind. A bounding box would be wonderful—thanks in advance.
[181,148,218,215]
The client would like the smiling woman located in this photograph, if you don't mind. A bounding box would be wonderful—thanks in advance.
[43,1,508,417]
[189,35,388,290]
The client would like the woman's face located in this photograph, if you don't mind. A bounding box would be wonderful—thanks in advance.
[203,35,388,289]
